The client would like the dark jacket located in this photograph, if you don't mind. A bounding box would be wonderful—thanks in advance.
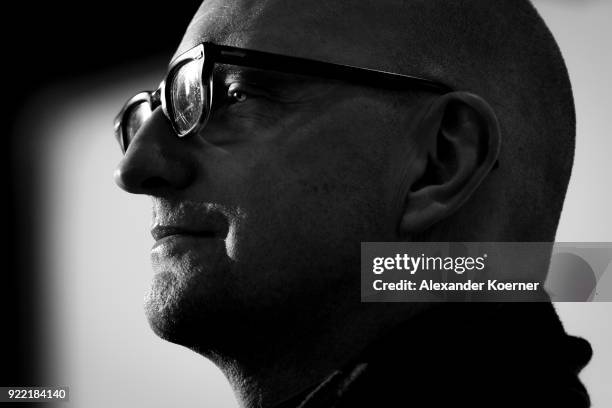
[278,303,591,408]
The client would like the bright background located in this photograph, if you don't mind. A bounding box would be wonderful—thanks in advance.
[21,1,611,407]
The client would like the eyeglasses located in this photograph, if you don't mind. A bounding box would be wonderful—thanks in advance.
[114,42,453,153]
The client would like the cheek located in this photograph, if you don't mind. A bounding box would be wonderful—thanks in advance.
[225,104,399,275]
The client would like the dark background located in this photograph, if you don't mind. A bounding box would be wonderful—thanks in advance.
[3,3,610,407]
[3,2,199,387]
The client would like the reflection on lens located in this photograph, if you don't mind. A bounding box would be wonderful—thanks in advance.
[125,101,153,148]
[170,59,204,135]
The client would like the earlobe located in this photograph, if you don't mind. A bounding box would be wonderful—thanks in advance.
[399,92,501,234]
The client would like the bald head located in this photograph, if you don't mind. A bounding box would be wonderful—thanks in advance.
[114,3,576,403]
[177,0,574,240]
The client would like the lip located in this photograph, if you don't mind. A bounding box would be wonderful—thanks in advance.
[151,225,218,241]
[150,207,230,252]
[150,226,224,253]
[151,232,221,252]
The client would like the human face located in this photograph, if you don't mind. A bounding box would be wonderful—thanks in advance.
[114,0,424,350]
[114,42,449,150]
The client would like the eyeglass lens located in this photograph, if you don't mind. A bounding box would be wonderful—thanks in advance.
[124,101,153,149]
[169,58,206,136]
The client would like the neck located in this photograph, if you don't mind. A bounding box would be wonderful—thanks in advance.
[201,301,431,408]
[200,252,555,408]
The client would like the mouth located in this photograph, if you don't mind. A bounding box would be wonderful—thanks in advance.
[150,205,230,252]
[151,225,219,242]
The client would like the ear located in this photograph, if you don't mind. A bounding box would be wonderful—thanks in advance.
[399,92,501,235]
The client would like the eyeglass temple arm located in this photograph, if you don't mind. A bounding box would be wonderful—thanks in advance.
[210,45,501,168]
[209,43,453,93]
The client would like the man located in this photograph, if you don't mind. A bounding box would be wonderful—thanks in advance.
[114,0,591,407]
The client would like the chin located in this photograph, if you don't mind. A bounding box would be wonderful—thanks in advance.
[144,270,192,344]
[145,239,237,344]
[143,262,252,353]
[143,266,214,347]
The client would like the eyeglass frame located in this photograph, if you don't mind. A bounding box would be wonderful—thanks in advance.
[114,42,454,154]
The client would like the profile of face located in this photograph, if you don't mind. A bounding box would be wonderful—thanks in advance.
[114,0,504,355]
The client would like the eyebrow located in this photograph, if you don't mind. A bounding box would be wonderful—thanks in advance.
[213,64,326,89]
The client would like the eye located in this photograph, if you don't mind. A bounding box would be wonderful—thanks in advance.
[227,83,249,103]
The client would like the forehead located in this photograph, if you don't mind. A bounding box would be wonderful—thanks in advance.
[173,0,404,69]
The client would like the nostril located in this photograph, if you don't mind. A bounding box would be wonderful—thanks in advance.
[141,177,172,190]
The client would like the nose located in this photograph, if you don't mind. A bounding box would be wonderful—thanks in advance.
[114,107,194,194]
